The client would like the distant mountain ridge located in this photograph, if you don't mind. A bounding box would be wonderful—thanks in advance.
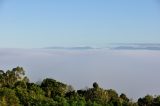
[44,43,160,51]
[44,46,95,50]
[110,43,160,50]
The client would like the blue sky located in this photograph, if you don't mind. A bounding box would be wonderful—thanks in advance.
[0,0,160,48]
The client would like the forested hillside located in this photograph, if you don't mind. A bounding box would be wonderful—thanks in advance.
[0,67,159,106]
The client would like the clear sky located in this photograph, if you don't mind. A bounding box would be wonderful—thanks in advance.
[0,0,160,48]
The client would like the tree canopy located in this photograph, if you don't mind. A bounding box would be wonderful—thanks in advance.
[0,67,159,106]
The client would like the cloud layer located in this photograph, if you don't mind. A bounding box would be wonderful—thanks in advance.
[0,48,160,100]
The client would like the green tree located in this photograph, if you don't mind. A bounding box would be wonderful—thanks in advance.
[107,89,119,101]
[153,96,160,106]
[84,82,109,105]
[138,95,153,106]
[0,70,5,87]
[0,67,28,88]
[41,78,67,98]
[15,87,29,106]
[0,88,20,106]
[120,93,129,102]
[93,82,99,89]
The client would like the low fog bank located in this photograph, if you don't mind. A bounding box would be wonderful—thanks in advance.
[0,48,160,100]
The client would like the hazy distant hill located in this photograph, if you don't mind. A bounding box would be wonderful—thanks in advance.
[110,43,160,50]
[44,46,95,50]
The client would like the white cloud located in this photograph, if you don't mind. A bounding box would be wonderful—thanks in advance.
[0,48,160,100]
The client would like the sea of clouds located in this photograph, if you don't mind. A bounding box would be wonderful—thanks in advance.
[0,47,160,100]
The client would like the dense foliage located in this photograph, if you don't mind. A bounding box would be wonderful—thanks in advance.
[0,67,159,106]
